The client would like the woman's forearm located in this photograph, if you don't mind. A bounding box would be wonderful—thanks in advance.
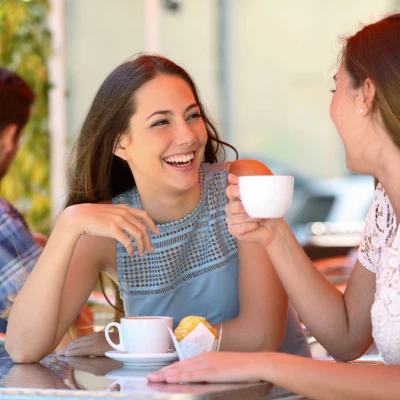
[213,315,283,352]
[264,220,366,359]
[264,353,400,400]
[215,239,287,353]
[6,210,82,362]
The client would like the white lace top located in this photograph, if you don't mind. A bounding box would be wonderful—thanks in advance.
[358,183,400,364]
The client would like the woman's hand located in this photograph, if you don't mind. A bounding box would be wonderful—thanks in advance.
[147,352,268,383]
[57,330,115,357]
[226,174,280,248]
[62,203,160,256]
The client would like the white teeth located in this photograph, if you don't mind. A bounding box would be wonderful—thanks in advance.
[164,153,194,163]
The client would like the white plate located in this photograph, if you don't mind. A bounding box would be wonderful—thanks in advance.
[105,350,179,367]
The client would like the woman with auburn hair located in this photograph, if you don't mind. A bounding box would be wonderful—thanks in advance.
[5,54,311,362]
[149,14,400,399]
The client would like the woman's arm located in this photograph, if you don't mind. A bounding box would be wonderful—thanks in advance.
[6,203,158,363]
[267,222,375,360]
[217,240,288,352]
[214,160,287,352]
[148,352,400,400]
[225,172,376,360]
[6,215,108,362]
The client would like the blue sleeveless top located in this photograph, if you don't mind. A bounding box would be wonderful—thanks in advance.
[113,162,310,357]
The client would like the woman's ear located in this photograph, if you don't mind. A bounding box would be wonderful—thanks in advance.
[359,77,376,115]
[113,134,130,161]
[0,124,19,154]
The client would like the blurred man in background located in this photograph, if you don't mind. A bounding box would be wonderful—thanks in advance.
[0,67,43,333]
[0,67,93,341]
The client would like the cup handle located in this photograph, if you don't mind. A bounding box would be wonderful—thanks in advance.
[107,380,121,392]
[105,322,125,352]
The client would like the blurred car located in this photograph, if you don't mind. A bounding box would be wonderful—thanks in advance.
[290,174,374,247]
[241,155,375,248]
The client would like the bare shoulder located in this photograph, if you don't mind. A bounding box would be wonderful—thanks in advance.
[229,159,274,176]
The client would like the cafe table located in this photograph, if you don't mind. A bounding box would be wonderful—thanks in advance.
[0,340,384,400]
[0,343,304,400]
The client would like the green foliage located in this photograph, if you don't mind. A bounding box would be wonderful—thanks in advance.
[0,0,51,234]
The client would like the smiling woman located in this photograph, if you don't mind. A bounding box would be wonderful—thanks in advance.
[111,74,209,210]
[5,54,310,363]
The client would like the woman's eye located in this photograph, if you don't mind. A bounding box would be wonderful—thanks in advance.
[330,89,336,93]
[151,119,169,127]
[187,112,202,120]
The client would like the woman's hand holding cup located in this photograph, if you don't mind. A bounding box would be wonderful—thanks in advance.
[225,173,293,247]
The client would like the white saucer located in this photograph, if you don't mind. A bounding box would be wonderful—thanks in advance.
[105,350,179,367]
[106,365,161,380]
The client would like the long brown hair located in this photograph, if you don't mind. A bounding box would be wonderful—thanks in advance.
[66,54,238,320]
[66,54,238,208]
[342,13,400,150]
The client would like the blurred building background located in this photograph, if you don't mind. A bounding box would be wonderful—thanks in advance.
[65,0,399,179]
[1,0,400,245]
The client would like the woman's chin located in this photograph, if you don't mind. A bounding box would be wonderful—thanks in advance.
[345,157,368,175]
[345,157,355,171]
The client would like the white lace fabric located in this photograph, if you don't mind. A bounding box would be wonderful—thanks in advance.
[358,183,400,364]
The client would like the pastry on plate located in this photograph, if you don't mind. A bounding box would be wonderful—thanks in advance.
[174,316,218,342]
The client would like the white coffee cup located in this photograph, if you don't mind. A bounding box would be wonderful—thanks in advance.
[238,175,294,218]
[105,316,173,354]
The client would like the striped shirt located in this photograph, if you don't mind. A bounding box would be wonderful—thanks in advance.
[0,199,41,333]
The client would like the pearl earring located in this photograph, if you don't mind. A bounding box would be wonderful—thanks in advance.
[359,109,363,113]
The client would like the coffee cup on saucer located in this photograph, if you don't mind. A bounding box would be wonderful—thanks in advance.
[105,316,173,355]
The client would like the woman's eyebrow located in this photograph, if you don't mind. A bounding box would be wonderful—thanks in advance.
[146,110,171,121]
[185,103,199,112]
[145,103,199,121]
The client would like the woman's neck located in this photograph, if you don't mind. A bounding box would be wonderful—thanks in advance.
[136,182,202,225]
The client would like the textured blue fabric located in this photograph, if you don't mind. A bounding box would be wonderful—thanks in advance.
[0,199,41,333]
[113,162,311,356]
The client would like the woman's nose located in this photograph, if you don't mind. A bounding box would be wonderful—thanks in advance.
[176,122,196,146]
